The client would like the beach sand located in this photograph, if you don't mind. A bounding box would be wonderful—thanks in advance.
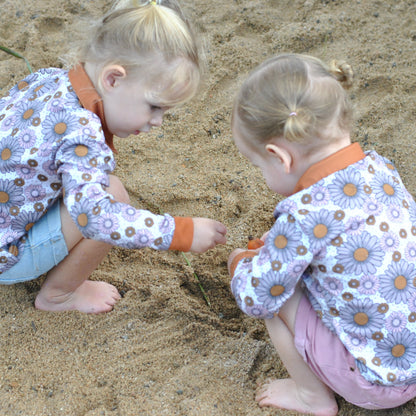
[1,0,416,415]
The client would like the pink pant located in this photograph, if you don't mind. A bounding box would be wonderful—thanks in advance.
[294,295,416,410]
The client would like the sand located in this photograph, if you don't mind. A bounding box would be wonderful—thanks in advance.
[1,0,416,415]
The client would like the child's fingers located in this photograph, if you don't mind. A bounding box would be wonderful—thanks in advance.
[216,232,227,245]
[215,221,227,235]
[212,221,227,244]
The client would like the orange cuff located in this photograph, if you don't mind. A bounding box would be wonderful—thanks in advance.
[169,217,194,252]
[229,251,258,277]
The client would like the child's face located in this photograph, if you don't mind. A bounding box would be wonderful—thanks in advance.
[102,72,170,138]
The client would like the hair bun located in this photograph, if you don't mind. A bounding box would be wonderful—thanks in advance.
[329,60,353,89]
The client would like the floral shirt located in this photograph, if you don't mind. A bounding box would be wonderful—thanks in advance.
[230,143,416,386]
[0,66,193,275]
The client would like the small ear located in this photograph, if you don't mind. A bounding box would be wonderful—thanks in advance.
[265,143,293,174]
[100,65,127,91]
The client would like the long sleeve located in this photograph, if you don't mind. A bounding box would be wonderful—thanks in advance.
[55,126,193,251]
[231,212,313,319]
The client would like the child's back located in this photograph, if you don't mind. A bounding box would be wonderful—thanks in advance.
[228,53,416,415]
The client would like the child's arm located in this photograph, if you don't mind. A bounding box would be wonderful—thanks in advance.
[228,233,267,274]
[228,216,311,319]
[228,247,258,276]
[57,135,225,254]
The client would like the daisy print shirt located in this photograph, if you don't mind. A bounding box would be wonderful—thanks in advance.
[230,143,416,386]
[0,66,193,275]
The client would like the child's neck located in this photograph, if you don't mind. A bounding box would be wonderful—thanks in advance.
[305,134,352,167]
[286,134,351,196]
[83,62,99,91]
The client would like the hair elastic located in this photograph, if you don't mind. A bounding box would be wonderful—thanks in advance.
[289,111,297,117]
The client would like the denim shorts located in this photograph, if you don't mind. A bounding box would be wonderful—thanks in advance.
[0,201,69,284]
[294,294,416,410]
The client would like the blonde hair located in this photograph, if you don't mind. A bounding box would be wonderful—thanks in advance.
[233,53,354,150]
[74,0,202,105]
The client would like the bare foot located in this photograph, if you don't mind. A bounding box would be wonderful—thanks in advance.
[256,379,338,416]
[35,280,121,313]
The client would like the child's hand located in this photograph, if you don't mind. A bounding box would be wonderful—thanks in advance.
[190,218,227,253]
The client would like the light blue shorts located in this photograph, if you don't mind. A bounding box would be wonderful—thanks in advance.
[294,294,416,410]
[0,201,69,284]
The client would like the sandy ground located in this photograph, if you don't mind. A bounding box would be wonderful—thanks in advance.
[1,0,416,415]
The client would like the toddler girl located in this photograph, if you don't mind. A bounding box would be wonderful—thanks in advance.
[228,53,416,415]
[0,0,227,314]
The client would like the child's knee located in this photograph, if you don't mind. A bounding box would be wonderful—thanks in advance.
[107,175,130,205]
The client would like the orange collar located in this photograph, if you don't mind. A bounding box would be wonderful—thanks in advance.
[293,142,366,193]
[68,65,116,152]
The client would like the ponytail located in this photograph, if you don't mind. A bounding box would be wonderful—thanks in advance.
[234,53,354,148]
